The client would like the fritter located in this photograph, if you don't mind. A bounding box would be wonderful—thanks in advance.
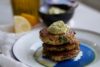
[43,38,80,51]
[40,28,75,45]
[43,47,80,61]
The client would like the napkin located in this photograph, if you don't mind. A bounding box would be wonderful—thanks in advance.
[0,31,28,67]
[0,54,28,67]
[0,31,15,55]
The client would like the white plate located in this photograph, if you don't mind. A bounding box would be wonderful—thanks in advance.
[12,28,100,67]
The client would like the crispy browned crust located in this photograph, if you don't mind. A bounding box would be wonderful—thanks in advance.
[43,47,80,61]
[43,39,80,51]
[40,28,76,45]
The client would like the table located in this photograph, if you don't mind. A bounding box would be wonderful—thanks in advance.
[72,3,100,33]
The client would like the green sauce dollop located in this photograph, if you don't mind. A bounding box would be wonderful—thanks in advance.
[48,20,69,34]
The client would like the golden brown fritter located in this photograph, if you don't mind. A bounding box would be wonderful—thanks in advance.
[40,28,75,45]
[43,47,80,61]
[43,38,80,51]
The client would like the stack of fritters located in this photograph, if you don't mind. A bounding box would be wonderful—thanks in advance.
[40,28,80,61]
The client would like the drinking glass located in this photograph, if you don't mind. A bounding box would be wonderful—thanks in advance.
[11,0,40,22]
[0,0,14,32]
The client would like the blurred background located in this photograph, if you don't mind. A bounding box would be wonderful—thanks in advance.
[80,0,100,11]
[0,0,100,33]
